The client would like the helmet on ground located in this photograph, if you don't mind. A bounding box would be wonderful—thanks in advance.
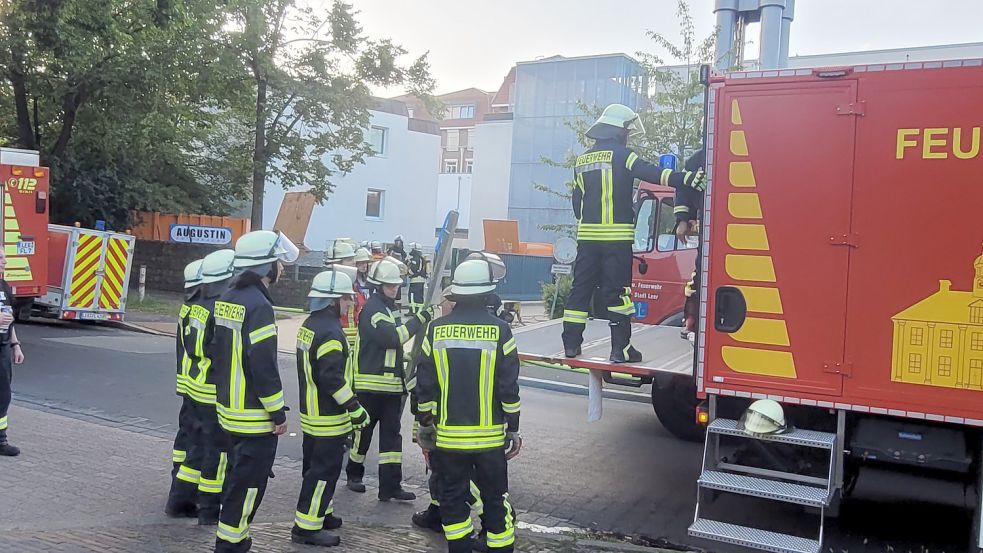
[465,251,506,282]
[367,259,403,285]
[308,269,355,312]
[201,249,236,284]
[738,399,790,436]
[183,259,204,289]
[233,230,300,269]
[449,259,497,296]
[325,239,356,264]
[353,247,373,263]
[586,103,645,140]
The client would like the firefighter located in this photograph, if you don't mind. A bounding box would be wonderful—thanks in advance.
[291,269,372,547]
[407,243,428,315]
[416,258,523,553]
[165,258,205,517]
[325,240,363,351]
[673,148,706,338]
[212,230,299,553]
[388,235,407,263]
[191,249,237,526]
[561,103,706,363]
[353,247,373,300]
[0,248,26,457]
[370,241,385,260]
[345,258,435,500]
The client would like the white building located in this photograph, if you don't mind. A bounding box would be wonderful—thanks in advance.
[467,114,514,250]
[263,99,441,251]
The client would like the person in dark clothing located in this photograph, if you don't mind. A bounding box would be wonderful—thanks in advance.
[0,249,26,457]
[407,243,428,315]
[561,103,706,363]
[673,148,706,337]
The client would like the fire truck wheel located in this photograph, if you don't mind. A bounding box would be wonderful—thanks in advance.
[651,376,703,442]
[13,299,32,322]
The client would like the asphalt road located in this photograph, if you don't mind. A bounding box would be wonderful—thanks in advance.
[9,320,975,552]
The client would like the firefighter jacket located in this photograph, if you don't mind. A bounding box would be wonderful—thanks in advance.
[415,302,521,452]
[573,138,693,242]
[674,148,706,225]
[353,292,425,395]
[212,276,286,436]
[176,303,192,397]
[296,307,362,437]
[387,246,407,263]
[180,296,219,405]
[486,293,506,321]
[408,253,428,284]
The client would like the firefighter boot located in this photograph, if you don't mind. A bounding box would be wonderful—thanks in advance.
[564,344,581,358]
[346,477,366,493]
[609,320,642,364]
[164,481,198,518]
[379,487,416,502]
[412,504,443,533]
[0,441,20,457]
[291,527,341,547]
[323,513,343,530]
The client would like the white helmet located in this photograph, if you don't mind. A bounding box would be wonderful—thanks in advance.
[450,259,497,296]
[465,251,506,282]
[353,247,373,263]
[738,399,790,436]
[409,242,422,253]
[367,259,403,285]
[184,259,204,289]
[233,230,300,269]
[201,249,236,284]
[586,103,645,140]
[383,255,408,277]
[370,240,383,252]
[394,235,404,243]
[325,239,356,264]
[309,270,355,299]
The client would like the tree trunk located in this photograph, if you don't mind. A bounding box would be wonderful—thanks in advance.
[250,78,268,228]
[51,90,82,160]
[9,64,37,151]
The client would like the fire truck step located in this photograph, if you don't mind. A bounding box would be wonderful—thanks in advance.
[698,470,828,507]
[688,518,821,553]
[707,418,836,449]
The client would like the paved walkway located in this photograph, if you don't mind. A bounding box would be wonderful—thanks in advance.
[0,404,678,552]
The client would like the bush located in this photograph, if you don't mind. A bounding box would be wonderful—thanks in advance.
[541,275,572,319]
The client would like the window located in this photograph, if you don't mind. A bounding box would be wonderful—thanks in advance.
[938,356,952,377]
[448,104,475,119]
[972,359,983,377]
[443,159,459,174]
[407,107,415,118]
[446,129,461,151]
[368,126,387,156]
[910,327,924,346]
[365,189,384,219]
[466,129,475,149]
[939,329,954,349]
[972,332,983,351]
[972,305,983,324]
[908,353,922,374]
[633,197,657,253]
[465,160,474,174]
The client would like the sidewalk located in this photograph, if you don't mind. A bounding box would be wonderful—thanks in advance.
[0,404,679,552]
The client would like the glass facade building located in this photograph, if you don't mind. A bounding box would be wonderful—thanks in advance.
[508,54,648,243]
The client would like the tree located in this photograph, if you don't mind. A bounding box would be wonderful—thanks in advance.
[217,0,438,227]
[533,0,715,237]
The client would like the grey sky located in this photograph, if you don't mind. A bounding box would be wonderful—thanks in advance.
[350,0,983,96]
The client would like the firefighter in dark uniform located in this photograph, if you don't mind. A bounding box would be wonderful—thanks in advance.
[561,103,706,363]
[190,249,237,525]
[345,258,435,500]
[465,252,511,323]
[407,243,428,315]
[0,248,26,457]
[212,230,299,553]
[416,257,523,553]
[166,259,205,517]
[291,269,372,547]
[673,148,706,337]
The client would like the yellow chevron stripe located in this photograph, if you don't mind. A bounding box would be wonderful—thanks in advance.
[731,317,790,347]
[722,346,796,378]
[726,224,770,251]
[735,286,784,314]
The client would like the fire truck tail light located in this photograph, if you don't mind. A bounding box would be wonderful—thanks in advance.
[11,167,23,176]
[34,169,44,177]
[63,311,76,320]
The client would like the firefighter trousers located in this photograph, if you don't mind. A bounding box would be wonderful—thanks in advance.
[294,434,346,532]
[0,344,11,443]
[431,449,515,552]
[345,392,405,493]
[408,282,425,314]
[561,241,635,354]
[197,403,231,519]
[215,433,278,553]
[167,396,202,510]
[427,471,486,521]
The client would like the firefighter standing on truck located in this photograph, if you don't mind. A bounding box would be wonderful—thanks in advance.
[212,230,299,553]
[0,248,26,457]
[416,258,523,553]
[345,258,435,501]
[561,103,706,363]
[291,268,372,547]
[407,243,428,315]
[166,259,205,517]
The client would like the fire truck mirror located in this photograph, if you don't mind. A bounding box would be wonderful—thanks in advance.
[714,286,747,333]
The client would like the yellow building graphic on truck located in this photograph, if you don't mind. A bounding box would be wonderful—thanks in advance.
[892,247,983,389]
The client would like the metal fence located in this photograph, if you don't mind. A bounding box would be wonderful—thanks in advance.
[493,253,554,301]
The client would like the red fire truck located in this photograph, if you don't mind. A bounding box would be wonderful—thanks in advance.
[520,58,983,552]
[0,148,50,317]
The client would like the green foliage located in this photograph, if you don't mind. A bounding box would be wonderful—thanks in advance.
[542,275,572,320]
